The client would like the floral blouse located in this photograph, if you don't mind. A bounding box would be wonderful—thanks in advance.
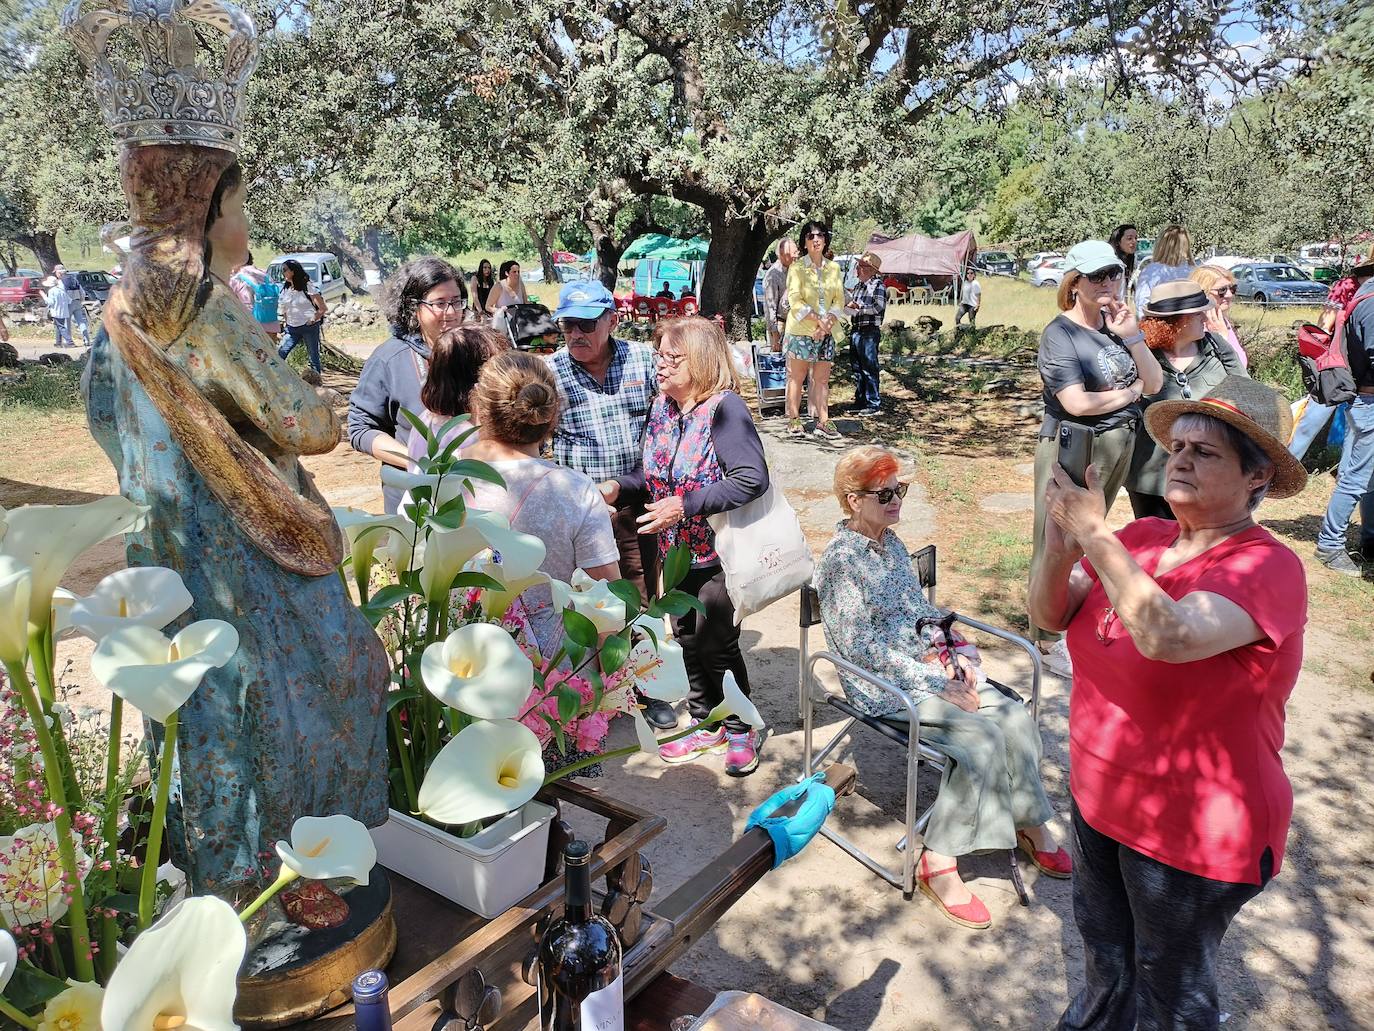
[814,522,953,717]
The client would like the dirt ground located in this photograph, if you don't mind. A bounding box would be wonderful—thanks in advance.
[2,340,1372,1030]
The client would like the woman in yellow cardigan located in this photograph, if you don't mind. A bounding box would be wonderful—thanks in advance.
[784,220,847,440]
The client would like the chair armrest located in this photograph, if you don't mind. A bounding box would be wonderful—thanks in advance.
[807,650,922,743]
[946,612,1042,723]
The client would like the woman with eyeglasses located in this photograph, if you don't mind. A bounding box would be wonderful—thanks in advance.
[817,445,1069,929]
[602,317,770,776]
[782,220,847,440]
[348,256,470,512]
[1191,264,1247,368]
[1126,281,1246,520]
[1030,241,1163,677]
[275,259,329,374]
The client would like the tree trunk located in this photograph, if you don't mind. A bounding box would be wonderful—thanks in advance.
[15,231,61,273]
[319,219,376,295]
[698,207,773,339]
[588,229,625,291]
[525,217,560,285]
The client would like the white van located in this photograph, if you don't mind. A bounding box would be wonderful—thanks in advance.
[266,252,350,304]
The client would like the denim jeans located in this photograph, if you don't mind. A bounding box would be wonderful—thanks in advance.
[1288,397,1337,460]
[1316,395,1374,554]
[52,316,73,348]
[70,303,91,347]
[278,321,322,372]
[851,325,881,409]
[1059,802,1270,1031]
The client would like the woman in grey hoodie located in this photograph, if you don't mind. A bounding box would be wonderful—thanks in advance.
[347,257,468,512]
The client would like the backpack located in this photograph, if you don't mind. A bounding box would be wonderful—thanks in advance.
[250,277,281,323]
[1296,292,1367,405]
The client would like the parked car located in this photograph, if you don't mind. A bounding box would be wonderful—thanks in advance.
[1030,257,1071,288]
[521,262,584,285]
[974,250,1018,277]
[1232,263,1330,306]
[74,270,118,303]
[265,252,349,304]
[0,275,46,310]
[1025,252,1063,272]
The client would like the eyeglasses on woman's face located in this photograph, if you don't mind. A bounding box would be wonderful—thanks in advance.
[1083,267,1124,284]
[654,348,687,368]
[418,297,466,314]
[854,482,909,505]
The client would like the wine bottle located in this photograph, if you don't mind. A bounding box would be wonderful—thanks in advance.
[537,840,624,1031]
[352,969,393,1031]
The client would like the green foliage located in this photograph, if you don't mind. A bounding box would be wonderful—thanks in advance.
[0,361,83,411]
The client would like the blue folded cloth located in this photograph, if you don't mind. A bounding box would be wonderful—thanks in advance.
[745,773,837,869]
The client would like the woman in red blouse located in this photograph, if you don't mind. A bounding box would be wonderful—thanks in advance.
[1029,376,1308,1031]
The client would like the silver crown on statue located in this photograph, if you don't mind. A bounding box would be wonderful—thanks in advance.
[61,0,258,153]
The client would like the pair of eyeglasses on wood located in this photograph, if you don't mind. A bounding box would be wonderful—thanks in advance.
[854,483,909,504]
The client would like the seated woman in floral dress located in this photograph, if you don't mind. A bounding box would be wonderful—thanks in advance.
[815,446,1070,929]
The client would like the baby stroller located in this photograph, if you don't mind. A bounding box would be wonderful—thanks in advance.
[502,302,559,353]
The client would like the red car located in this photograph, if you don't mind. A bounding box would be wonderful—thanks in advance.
[0,275,46,310]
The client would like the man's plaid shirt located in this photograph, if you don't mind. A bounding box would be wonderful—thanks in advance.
[547,338,659,481]
[850,275,887,330]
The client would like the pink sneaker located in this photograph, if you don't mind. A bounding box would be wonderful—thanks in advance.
[658,725,726,764]
[723,731,761,776]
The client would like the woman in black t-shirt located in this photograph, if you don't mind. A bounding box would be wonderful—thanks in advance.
[1029,241,1162,675]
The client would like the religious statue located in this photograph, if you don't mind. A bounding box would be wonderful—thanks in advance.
[65,0,389,899]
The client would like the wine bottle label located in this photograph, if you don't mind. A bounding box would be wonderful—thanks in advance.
[579,972,624,1031]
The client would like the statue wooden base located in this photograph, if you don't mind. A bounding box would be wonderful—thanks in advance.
[236,871,398,1028]
[291,765,856,1030]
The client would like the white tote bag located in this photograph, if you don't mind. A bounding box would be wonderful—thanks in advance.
[708,484,815,624]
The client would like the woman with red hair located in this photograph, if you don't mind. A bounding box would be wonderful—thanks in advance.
[1125,281,1246,519]
[815,445,1069,929]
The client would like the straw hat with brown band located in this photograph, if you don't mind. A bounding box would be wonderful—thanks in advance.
[1144,375,1308,499]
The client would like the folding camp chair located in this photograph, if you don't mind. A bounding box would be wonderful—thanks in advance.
[750,341,790,415]
[798,544,1042,898]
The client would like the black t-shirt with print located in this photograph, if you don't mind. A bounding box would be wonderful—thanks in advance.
[1038,314,1140,436]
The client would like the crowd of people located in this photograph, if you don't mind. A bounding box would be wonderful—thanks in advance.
[126,209,1353,1026]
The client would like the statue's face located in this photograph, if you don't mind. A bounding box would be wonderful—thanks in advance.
[207,183,250,270]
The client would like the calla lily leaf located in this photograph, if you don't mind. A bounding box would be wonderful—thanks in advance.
[417,719,545,826]
[275,814,376,886]
[0,556,31,665]
[66,567,194,642]
[90,620,239,723]
[100,896,245,1031]
[0,496,148,631]
[420,622,533,719]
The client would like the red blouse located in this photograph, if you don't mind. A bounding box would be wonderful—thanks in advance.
[1067,518,1307,884]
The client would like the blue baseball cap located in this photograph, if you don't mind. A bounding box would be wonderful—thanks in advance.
[553,281,616,320]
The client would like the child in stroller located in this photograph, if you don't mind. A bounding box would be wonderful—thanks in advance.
[502,302,560,354]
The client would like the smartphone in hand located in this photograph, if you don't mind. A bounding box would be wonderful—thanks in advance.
[1057,422,1094,489]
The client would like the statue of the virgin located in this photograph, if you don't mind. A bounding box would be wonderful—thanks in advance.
[66,0,389,899]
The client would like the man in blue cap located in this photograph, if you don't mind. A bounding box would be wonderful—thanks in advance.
[547,282,673,724]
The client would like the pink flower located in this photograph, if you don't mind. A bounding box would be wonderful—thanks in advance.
[573,712,610,753]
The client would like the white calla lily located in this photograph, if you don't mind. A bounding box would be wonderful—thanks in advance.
[38,980,104,1031]
[417,718,545,826]
[552,570,628,634]
[0,496,148,632]
[275,814,377,886]
[64,567,194,642]
[50,587,78,640]
[420,622,533,719]
[89,620,239,722]
[381,465,470,511]
[626,637,691,702]
[332,508,413,591]
[100,895,245,1031]
[1,928,17,993]
[0,822,93,926]
[376,517,421,577]
[420,510,545,602]
[0,556,31,664]
[630,706,661,754]
[704,670,766,730]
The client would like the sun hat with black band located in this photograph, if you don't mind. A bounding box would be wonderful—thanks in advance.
[1353,257,1374,277]
[1141,279,1214,319]
[1144,375,1308,498]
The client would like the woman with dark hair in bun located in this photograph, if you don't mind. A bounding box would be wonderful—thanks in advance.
[462,351,621,656]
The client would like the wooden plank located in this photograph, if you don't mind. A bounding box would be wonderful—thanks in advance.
[626,973,717,1031]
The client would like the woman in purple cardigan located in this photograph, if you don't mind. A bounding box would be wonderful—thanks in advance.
[600,317,770,776]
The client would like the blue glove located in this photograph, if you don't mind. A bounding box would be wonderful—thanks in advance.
[745,773,837,869]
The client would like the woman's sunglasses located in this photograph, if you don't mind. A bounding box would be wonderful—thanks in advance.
[855,482,909,504]
[806,231,828,240]
[1212,285,1237,296]
[1083,267,1124,284]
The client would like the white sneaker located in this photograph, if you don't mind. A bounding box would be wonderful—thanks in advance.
[1040,640,1073,680]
